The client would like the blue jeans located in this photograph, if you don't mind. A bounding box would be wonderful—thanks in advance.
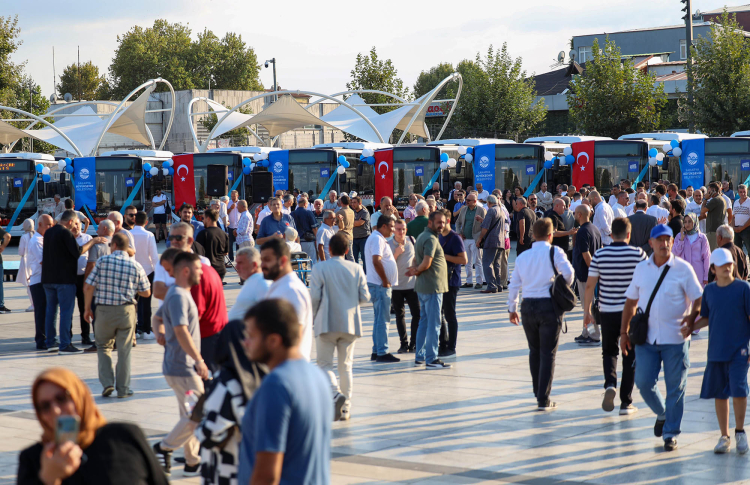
[368,284,392,356]
[635,341,690,440]
[0,260,4,306]
[352,237,368,273]
[44,284,76,348]
[416,292,443,363]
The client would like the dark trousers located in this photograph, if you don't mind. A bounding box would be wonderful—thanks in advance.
[439,286,459,351]
[227,227,236,261]
[520,298,562,406]
[75,274,87,339]
[352,237,369,273]
[30,283,47,347]
[137,272,155,333]
[393,288,420,347]
[201,333,221,374]
[517,243,531,256]
[601,311,635,406]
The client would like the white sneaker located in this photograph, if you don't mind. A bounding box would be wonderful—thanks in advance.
[737,431,749,454]
[619,404,638,415]
[602,387,616,412]
[25,305,34,312]
[143,332,156,340]
[333,392,346,421]
[715,435,731,454]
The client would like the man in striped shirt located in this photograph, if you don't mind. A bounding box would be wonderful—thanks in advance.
[583,217,646,415]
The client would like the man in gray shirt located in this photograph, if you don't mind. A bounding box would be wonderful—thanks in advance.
[389,218,420,353]
[152,251,209,476]
[351,196,372,273]
[82,220,115,353]
[477,195,506,294]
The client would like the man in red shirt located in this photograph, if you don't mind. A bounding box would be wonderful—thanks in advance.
[190,261,227,374]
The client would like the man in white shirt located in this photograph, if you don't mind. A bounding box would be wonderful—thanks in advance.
[569,193,583,212]
[685,188,705,233]
[53,194,65,218]
[281,194,294,215]
[646,194,670,223]
[612,191,629,218]
[131,211,159,339]
[733,184,750,252]
[508,218,574,411]
[475,183,490,202]
[107,212,135,250]
[536,182,554,212]
[621,224,703,452]
[316,211,336,262]
[261,238,314,360]
[227,247,271,321]
[590,191,615,245]
[153,223,210,304]
[72,218,93,345]
[226,190,240,261]
[364,214,400,363]
[28,215,53,350]
[608,184,621,207]
[55,198,90,234]
[151,188,169,243]
[323,190,338,211]
[234,200,254,249]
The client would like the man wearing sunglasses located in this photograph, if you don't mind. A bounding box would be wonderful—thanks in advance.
[153,223,210,303]
[122,205,137,231]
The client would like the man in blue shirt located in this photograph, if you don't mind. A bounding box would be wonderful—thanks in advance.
[291,197,319,261]
[256,197,297,246]
[239,298,332,484]
[438,209,467,359]
[684,248,750,455]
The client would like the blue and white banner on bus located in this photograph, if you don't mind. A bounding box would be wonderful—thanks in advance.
[228,170,234,181]
[125,177,135,187]
[628,161,639,173]
[473,145,495,192]
[680,139,705,191]
[74,157,96,211]
[525,165,536,175]
[13,178,22,188]
[320,168,329,178]
[415,166,424,177]
[268,151,289,191]
[742,160,750,171]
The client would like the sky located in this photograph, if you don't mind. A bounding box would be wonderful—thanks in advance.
[3,0,739,100]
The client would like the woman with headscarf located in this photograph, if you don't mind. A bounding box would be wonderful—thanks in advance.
[672,212,710,286]
[17,368,168,485]
[18,218,35,312]
[196,320,266,485]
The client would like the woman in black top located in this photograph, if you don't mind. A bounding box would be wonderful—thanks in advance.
[17,368,168,485]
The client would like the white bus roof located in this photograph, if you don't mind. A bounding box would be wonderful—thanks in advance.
[312,142,391,150]
[99,149,175,159]
[618,133,707,141]
[732,131,750,137]
[0,152,56,161]
[427,138,516,147]
[523,136,612,144]
[207,146,280,154]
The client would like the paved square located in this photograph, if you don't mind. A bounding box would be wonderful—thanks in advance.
[0,243,747,484]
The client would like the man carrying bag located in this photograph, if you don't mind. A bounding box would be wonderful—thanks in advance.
[620,224,703,452]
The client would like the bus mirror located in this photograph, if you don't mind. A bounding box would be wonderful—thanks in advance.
[339,174,347,185]
[144,177,151,192]
[357,163,364,176]
[37,179,44,195]
[456,159,462,174]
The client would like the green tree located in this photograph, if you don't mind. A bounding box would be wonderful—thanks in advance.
[683,9,750,135]
[57,61,105,100]
[199,103,254,143]
[567,38,667,138]
[413,62,456,98]
[347,47,409,114]
[189,30,263,91]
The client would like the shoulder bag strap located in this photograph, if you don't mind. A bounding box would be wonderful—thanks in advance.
[485,210,501,235]
[549,246,559,277]
[644,265,671,317]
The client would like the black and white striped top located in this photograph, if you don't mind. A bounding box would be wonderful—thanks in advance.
[588,242,647,312]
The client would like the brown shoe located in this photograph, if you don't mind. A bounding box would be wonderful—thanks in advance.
[84,344,97,353]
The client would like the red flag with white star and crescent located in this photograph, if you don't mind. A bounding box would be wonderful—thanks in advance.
[374,149,394,203]
[172,153,197,209]
[571,140,595,188]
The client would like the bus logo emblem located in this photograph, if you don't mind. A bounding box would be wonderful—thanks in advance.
[79,168,90,179]
[273,161,283,173]
[479,156,490,169]
[687,152,699,166]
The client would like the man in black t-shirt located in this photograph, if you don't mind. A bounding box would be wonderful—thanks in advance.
[571,205,602,344]
[546,199,577,254]
[195,209,229,281]
[0,224,10,313]
[515,198,536,255]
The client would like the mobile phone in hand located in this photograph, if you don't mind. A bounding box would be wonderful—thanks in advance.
[55,415,80,445]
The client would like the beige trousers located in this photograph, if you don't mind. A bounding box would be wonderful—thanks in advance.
[316,332,357,403]
[95,304,136,396]
[161,375,205,466]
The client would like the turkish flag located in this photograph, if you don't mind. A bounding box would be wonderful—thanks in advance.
[571,141,595,188]
[172,153,197,209]
[374,149,394,203]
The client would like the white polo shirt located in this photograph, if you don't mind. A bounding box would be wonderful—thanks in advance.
[364,230,398,286]
[624,254,703,345]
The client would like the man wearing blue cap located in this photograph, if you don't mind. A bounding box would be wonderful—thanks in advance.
[620,224,703,452]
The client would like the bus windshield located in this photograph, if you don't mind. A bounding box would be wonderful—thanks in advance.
[494,145,540,193]
[288,150,335,197]
[594,142,645,195]
[0,160,35,216]
[340,153,374,197]
[93,158,143,214]
[393,148,438,198]
[704,139,750,189]
[192,154,239,211]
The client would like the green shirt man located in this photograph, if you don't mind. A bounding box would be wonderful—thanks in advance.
[413,226,448,294]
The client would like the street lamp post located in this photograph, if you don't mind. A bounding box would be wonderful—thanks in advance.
[28,81,39,153]
[264,58,277,103]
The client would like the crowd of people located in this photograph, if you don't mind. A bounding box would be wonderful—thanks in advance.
[12,174,750,484]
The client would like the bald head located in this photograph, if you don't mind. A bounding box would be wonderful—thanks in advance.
[588,191,602,206]
[575,204,591,222]
[553,198,565,215]
[37,214,54,235]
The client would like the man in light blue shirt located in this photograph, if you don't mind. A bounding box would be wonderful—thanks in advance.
[227,247,270,319]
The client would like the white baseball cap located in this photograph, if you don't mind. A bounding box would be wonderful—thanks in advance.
[709,248,733,267]
[350,191,358,198]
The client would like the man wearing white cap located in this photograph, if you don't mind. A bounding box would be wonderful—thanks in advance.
[682,247,750,454]
[621,224,703,452]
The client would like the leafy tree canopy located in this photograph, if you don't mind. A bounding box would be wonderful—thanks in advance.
[347,47,409,115]
[57,61,107,101]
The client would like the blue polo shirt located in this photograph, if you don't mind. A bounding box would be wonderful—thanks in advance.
[291,207,318,236]
[257,214,296,239]
[701,279,750,362]
[439,230,466,288]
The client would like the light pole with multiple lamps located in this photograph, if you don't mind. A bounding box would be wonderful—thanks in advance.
[264,58,277,103]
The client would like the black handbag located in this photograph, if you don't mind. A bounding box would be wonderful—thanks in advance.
[628,265,670,345]
[478,210,502,249]
[549,247,576,314]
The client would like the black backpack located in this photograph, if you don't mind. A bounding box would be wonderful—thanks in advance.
[549,247,576,314]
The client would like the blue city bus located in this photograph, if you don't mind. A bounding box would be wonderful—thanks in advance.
[390,145,441,211]
[0,153,51,235]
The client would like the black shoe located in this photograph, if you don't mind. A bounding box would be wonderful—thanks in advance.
[537,401,558,411]
[415,360,425,366]
[183,463,200,477]
[408,344,416,353]
[333,392,346,421]
[426,359,451,369]
[58,344,83,355]
[438,349,456,359]
[376,353,401,363]
[370,353,377,361]
[0,305,11,313]
[84,344,97,353]
[502,285,508,290]
[397,343,409,354]
[36,344,48,352]
[654,418,666,437]
[479,289,497,294]
[664,437,678,451]
[153,443,172,474]
[390,305,395,315]
[460,283,473,288]
[574,334,587,343]
[102,386,114,397]
[81,336,93,346]
[47,346,59,353]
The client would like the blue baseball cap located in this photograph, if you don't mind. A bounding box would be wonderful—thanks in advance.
[650,224,673,239]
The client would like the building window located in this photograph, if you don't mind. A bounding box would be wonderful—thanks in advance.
[680,39,687,60]
[579,46,592,63]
